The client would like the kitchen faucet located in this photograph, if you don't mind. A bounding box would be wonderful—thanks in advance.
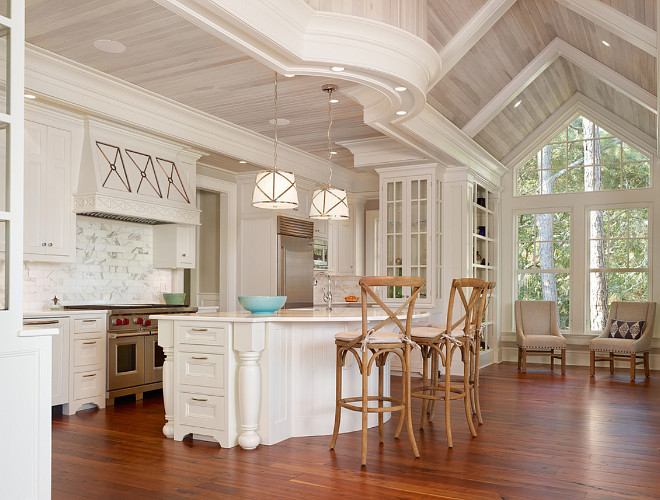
[313,272,333,311]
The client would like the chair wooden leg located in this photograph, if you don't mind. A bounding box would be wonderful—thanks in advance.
[420,348,429,429]
[630,353,636,382]
[330,348,343,449]
[561,348,566,374]
[644,352,650,378]
[610,353,615,374]
[378,355,384,444]
[361,348,369,466]
[444,340,453,448]
[521,348,527,373]
[517,347,522,371]
[428,351,438,422]
[589,350,595,376]
[463,343,477,438]
[394,353,405,439]
[472,345,483,425]
[550,349,554,370]
[404,344,419,458]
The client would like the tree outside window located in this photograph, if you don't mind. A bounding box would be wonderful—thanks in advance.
[517,211,570,329]
[588,207,649,331]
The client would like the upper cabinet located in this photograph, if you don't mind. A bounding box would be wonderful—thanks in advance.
[153,224,196,269]
[378,165,442,308]
[24,107,83,262]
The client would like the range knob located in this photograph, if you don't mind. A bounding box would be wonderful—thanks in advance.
[114,318,123,326]
[135,317,144,325]
[123,318,129,325]
[144,319,152,327]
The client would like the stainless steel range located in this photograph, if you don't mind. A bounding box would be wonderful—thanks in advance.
[64,304,197,405]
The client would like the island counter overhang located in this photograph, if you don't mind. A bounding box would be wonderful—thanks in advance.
[153,308,430,450]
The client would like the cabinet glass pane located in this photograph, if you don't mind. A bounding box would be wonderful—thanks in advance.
[387,203,394,233]
[387,235,394,266]
[420,200,427,232]
[411,200,418,232]
[420,235,427,265]
[420,180,427,199]
[0,27,6,113]
[411,234,418,265]
[411,180,418,199]
[395,181,402,200]
[0,126,5,211]
[0,221,5,310]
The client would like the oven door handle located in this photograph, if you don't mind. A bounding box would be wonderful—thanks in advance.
[108,332,152,339]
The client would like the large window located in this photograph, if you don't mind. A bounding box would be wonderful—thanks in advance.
[588,207,649,331]
[517,212,570,329]
[517,116,651,196]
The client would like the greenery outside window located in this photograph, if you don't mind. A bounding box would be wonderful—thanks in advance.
[588,207,649,331]
[517,116,651,196]
[517,211,570,329]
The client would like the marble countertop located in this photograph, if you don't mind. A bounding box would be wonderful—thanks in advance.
[23,309,109,317]
[152,307,429,323]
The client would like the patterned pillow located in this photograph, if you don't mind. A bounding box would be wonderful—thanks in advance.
[608,319,645,339]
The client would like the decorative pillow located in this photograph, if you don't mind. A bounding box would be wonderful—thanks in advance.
[608,319,645,339]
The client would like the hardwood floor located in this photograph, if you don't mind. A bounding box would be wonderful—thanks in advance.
[52,363,660,499]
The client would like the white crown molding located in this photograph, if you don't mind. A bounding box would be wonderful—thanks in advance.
[337,136,426,169]
[554,0,657,57]
[25,44,359,190]
[436,0,517,83]
[502,92,657,169]
[463,38,658,138]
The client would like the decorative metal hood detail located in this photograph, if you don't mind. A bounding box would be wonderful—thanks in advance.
[74,118,202,225]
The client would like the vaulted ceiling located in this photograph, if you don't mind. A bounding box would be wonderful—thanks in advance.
[24,0,658,181]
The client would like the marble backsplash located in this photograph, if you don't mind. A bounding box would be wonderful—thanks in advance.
[313,275,367,305]
[23,216,173,310]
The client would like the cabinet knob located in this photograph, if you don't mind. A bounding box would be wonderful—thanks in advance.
[42,242,46,246]
[182,253,186,257]
[48,243,53,247]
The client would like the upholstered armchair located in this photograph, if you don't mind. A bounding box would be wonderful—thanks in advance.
[515,300,566,373]
[590,301,656,381]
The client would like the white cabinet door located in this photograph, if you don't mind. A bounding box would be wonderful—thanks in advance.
[153,224,196,269]
[177,225,195,268]
[23,121,47,255]
[335,216,355,275]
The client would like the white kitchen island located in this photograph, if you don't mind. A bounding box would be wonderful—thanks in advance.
[153,308,429,450]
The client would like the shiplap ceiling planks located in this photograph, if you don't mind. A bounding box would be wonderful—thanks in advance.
[597,0,656,29]
[24,0,381,171]
[426,0,489,50]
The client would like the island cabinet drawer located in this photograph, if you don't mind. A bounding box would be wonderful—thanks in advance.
[72,370,104,400]
[73,317,105,334]
[178,352,224,388]
[177,392,225,431]
[73,337,104,367]
[177,323,226,346]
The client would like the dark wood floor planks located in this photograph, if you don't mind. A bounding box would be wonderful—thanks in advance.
[52,363,660,499]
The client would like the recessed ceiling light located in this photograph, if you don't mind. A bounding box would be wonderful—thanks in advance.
[24,94,36,99]
[238,160,247,164]
[93,39,126,53]
[331,66,345,72]
[329,98,339,103]
[602,40,610,47]
[514,100,522,108]
[330,151,338,155]
[394,86,407,92]
[284,73,296,78]
[269,118,290,126]
[396,110,407,116]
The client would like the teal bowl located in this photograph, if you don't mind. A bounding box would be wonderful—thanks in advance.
[238,296,287,314]
[163,293,186,305]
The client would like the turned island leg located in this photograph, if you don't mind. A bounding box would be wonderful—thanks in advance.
[158,321,175,438]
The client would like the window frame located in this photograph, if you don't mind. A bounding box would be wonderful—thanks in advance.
[584,201,652,334]
[514,207,574,331]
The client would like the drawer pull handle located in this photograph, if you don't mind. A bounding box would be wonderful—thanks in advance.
[82,341,97,345]
[191,356,208,360]
[24,320,59,326]
[82,319,97,323]
[82,373,96,378]
[191,328,208,332]
[191,397,207,402]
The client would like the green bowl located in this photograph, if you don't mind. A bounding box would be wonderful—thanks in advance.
[163,293,186,305]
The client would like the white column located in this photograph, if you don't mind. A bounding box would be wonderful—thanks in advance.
[233,322,266,450]
[157,320,175,438]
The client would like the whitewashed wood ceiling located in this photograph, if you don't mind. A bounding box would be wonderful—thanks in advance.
[26,0,658,171]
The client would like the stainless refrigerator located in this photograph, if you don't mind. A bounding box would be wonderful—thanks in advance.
[277,217,314,309]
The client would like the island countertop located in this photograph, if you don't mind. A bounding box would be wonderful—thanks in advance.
[151,307,430,323]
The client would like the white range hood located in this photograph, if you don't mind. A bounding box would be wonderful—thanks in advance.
[74,117,202,225]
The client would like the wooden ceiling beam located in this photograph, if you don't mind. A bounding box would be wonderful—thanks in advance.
[435,0,516,84]
[554,0,657,57]
[463,38,657,138]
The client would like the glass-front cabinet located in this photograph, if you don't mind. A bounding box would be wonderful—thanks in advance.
[378,165,442,308]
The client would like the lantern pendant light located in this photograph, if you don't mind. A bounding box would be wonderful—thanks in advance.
[252,72,299,209]
[309,84,349,220]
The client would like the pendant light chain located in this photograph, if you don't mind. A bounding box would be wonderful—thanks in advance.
[273,71,278,172]
[327,86,333,187]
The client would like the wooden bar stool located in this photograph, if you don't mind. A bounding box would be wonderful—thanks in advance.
[411,278,486,447]
[330,276,425,466]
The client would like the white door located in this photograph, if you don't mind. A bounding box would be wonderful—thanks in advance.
[0,4,54,498]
